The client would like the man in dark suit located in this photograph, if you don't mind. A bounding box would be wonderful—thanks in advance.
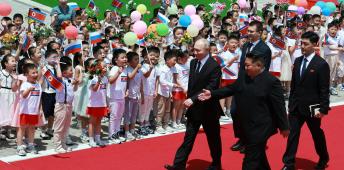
[164,39,223,170]
[282,32,330,170]
[199,53,290,170]
[231,20,272,153]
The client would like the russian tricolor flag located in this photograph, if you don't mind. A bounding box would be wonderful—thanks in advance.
[22,34,31,51]
[28,8,47,23]
[64,41,82,55]
[43,69,64,92]
[68,2,80,11]
[136,38,146,46]
[157,12,170,24]
[239,14,248,23]
[88,0,96,10]
[89,32,102,45]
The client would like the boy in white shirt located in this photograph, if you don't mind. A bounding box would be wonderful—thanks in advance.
[156,50,180,134]
[139,47,160,135]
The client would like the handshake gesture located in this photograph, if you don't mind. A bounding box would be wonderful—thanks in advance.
[197,89,212,101]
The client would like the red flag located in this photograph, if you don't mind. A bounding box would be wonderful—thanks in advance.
[297,20,306,29]
[269,36,285,49]
[28,8,47,23]
[43,69,64,92]
[112,0,123,8]
[239,25,249,36]
[286,10,297,20]
[286,30,297,39]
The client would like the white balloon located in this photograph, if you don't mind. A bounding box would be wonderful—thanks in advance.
[187,25,199,37]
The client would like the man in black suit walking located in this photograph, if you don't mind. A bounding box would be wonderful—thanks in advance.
[231,20,272,153]
[165,39,223,170]
[199,53,290,170]
[282,32,330,170]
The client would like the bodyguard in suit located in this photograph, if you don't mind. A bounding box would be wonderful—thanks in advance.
[282,32,330,170]
[165,39,223,170]
[199,53,290,170]
[231,20,272,152]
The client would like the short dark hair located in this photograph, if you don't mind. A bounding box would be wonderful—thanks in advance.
[112,49,127,65]
[60,57,73,73]
[92,45,103,55]
[13,13,23,21]
[246,53,265,67]
[45,49,58,59]
[327,21,338,29]
[301,31,319,44]
[142,46,160,58]
[23,63,37,75]
[164,49,178,61]
[249,20,263,33]
[127,52,139,62]
[1,54,14,69]
[218,30,229,38]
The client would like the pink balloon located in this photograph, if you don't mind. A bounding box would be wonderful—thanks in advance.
[130,11,141,22]
[184,5,196,16]
[0,3,12,16]
[65,25,78,39]
[133,21,147,35]
[190,15,201,21]
[191,19,204,30]
[238,0,247,9]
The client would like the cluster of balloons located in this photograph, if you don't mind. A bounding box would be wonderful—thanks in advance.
[238,0,250,9]
[0,2,12,16]
[178,5,204,37]
[288,5,306,15]
[310,1,337,16]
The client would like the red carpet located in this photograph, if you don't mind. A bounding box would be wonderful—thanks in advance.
[4,105,344,170]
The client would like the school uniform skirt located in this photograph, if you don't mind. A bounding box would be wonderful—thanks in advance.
[86,107,108,118]
[220,79,236,88]
[20,114,39,126]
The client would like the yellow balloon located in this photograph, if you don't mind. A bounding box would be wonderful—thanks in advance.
[137,4,147,14]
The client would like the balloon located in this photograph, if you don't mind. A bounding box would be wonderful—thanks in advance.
[179,15,191,27]
[322,8,332,16]
[190,15,201,21]
[294,0,308,8]
[184,5,196,16]
[137,34,144,39]
[130,11,141,22]
[187,25,199,37]
[191,19,204,30]
[168,4,178,15]
[123,32,138,46]
[288,5,298,11]
[326,2,336,12]
[238,0,247,9]
[156,24,169,36]
[0,3,12,16]
[65,25,78,39]
[136,4,147,14]
[297,7,305,15]
[309,6,321,15]
[133,21,147,35]
[315,1,326,8]
[147,24,157,34]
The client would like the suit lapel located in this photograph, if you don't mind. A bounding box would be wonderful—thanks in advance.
[193,56,211,87]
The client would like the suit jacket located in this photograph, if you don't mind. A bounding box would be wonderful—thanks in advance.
[240,40,272,71]
[186,55,223,122]
[288,54,330,116]
[211,71,289,143]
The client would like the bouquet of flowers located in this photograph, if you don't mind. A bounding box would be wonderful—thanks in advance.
[201,12,212,26]
[126,0,137,12]
[0,33,19,48]
[33,26,54,39]
[89,60,106,79]
[179,33,193,45]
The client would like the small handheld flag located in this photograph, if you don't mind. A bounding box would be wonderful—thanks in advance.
[22,34,31,51]
[64,41,82,55]
[239,24,249,36]
[136,38,146,46]
[286,30,297,39]
[297,20,306,29]
[68,2,80,11]
[88,0,96,10]
[222,67,236,77]
[28,8,47,23]
[239,14,248,23]
[322,34,331,46]
[89,32,102,45]
[269,36,285,49]
[286,10,297,20]
[43,69,64,92]
[157,12,170,24]
[112,0,123,9]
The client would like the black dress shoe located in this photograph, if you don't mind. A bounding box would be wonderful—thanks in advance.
[281,165,295,170]
[239,146,245,154]
[231,140,243,151]
[314,160,329,170]
[164,164,185,170]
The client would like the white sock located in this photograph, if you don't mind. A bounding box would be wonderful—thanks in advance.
[89,137,95,143]
[95,135,101,142]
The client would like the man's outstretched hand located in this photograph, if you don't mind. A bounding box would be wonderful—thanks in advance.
[198,89,212,101]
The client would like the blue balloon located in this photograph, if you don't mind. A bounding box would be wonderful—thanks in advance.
[315,1,326,8]
[322,8,332,16]
[179,15,191,27]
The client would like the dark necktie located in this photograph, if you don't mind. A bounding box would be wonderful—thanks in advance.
[300,57,308,77]
[195,60,201,73]
[246,42,254,54]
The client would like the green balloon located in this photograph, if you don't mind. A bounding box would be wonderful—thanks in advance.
[123,32,138,46]
[326,2,336,12]
[156,24,169,36]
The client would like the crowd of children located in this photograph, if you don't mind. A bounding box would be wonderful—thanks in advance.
[0,0,344,157]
